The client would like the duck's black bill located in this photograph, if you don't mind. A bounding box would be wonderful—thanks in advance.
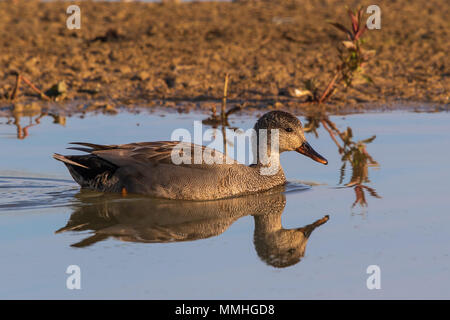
[296,142,328,165]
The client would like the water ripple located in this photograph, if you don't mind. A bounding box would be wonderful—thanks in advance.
[0,176,79,211]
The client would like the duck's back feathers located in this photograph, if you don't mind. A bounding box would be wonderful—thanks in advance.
[67,141,235,167]
[54,141,245,198]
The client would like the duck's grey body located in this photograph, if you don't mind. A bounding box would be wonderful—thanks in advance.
[54,111,327,200]
[54,141,286,200]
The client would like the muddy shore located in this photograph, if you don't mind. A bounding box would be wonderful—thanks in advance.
[0,0,448,116]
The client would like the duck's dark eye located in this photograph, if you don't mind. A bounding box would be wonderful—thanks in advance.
[285,127,293,132]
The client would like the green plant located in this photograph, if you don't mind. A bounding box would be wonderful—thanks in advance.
[310,7,376,104]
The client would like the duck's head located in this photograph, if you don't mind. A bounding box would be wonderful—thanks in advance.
[254,111,328,165]
[253,211,330,268]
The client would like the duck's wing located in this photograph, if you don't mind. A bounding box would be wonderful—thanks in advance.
[54,141,237,191]
[67,141,236,167]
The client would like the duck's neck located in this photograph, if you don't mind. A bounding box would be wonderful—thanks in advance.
[253,132,283,177]
[254,211,283,234]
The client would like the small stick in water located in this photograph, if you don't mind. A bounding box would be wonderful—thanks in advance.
[9,72,21,100]
[221,73,229,122]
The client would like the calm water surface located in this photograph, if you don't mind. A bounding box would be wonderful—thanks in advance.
[0,110,449,299]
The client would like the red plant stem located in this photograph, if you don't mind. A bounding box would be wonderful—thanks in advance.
[20,76,51,101]
[321,119,341,149]
[318,70,340,104]
[324,118,346,141]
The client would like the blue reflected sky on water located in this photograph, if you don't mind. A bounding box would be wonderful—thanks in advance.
[0,110,449,299]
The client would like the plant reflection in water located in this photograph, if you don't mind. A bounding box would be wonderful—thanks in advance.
[5,110,65,140]
[304,110,380,208]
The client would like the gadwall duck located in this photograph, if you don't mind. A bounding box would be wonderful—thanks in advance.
[53,111,327,200]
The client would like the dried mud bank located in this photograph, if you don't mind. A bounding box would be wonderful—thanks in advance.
[0,0,448,116]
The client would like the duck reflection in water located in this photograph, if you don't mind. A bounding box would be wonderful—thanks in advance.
[57,187,329,268]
